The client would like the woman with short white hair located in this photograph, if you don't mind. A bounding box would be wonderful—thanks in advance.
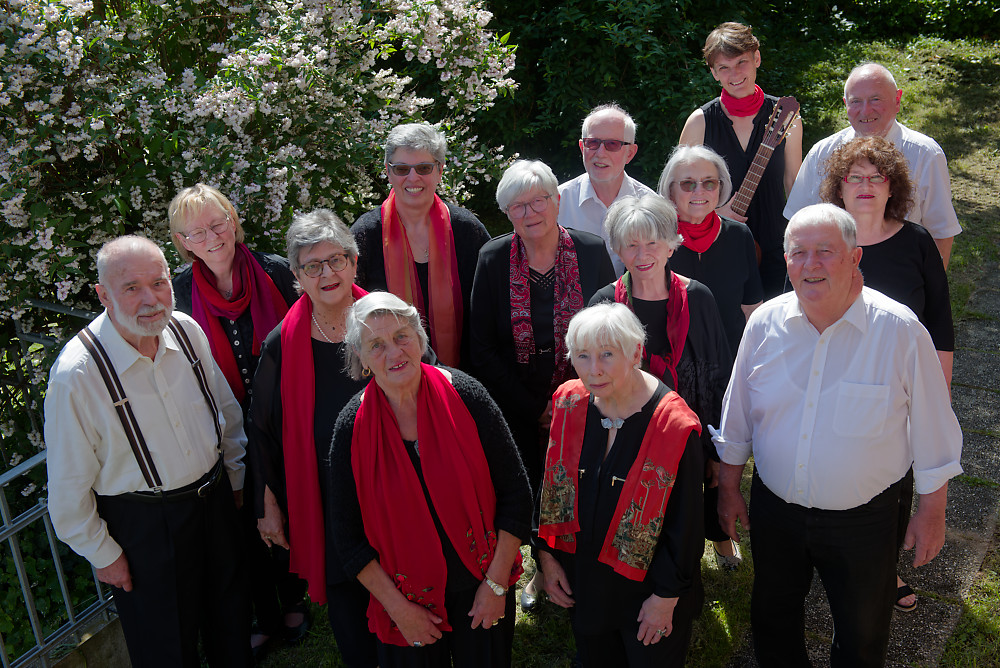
[536,302,704,666]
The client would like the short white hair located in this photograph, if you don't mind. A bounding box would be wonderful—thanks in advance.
[581,103,637,143]
[565,303,646,358]
[605,194,683,254]
[495,159,559,212]
[97,235,168,286]
[658,144,733,206]
[343,291,428,380]
[784,203,857,253]
[844,63,898,99]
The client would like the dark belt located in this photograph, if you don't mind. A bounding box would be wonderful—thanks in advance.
[118,456,224,504]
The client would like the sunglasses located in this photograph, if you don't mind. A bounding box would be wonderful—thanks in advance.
[581,138,633,152]
[388,161,440,176]
[843,174,888,184]
[676,179,720,192]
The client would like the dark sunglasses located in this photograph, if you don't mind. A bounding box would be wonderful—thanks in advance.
[388,161,440,176]
[581,138,632,152]
[676,179,720,193]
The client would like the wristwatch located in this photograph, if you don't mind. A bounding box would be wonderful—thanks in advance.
[483,576,507,596]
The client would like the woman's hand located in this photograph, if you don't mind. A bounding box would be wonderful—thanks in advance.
[538,399,553,431]
[390,599,444,647]
[537,550,575,608]
[636,594,678,645]
[715,200,748,224]
[468,580,507,629]
[258,485,289,549]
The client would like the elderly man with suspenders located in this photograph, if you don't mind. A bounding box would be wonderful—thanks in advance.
[44,235,252,667]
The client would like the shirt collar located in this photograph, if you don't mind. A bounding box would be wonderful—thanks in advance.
[92,310,179,371]
[578,172,631,207]
[845,119,902,145]
[782,289,869,335]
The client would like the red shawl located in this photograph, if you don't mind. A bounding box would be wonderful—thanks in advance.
[721,84,765,117]
[190,243,288,402]
[538,379,700,580]
[678,211,722,255]
[381,191,463,367]
[614,271,689,391]
[279,283,368,605]
[509,226,584,393]
[351,364,522,645]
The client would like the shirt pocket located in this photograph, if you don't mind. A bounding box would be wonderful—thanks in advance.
[833,382,889,438]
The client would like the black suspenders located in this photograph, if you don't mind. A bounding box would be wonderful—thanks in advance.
[76,316,223,493]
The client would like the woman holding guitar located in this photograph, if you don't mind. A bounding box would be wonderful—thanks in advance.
[679,22,802,298]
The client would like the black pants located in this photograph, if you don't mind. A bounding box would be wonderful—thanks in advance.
[375,586,516,668]
[241,501,308,635]
[96,474,251,668]
[574,606,695,667]
[749,471,901,668]
[327,579,379,668]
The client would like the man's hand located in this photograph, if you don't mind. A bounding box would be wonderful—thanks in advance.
[97,553,133,591]
[903,483,948,567]
[717,462,750,542]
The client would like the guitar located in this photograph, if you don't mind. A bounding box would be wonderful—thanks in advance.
[729,96,800,218]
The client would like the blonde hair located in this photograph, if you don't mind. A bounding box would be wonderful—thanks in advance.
[167,183,245,262]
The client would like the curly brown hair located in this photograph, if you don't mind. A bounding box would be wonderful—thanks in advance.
[819,136,914,223]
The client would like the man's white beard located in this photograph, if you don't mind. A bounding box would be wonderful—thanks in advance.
[110,291,175,338]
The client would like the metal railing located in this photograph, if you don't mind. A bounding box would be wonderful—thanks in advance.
[1,299,115,668]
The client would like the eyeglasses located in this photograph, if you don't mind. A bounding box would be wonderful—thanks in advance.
[181,218,230,244]
[300,254,349,277]
[676,179,720,192]
[581,138,633,152]
[506,195,553,220]
[388,161,440,176]
[843,174,888,185]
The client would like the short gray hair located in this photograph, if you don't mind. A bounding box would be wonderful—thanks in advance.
[605,195,683,254]
[582,103,637,144]
[97,235,168,286]
[495,159,559,212]
[565,303,646,359]
[844,62,898,100]
[343,292,428,380]
[784,203,857,253]
[658,144,733,206]
[286,208,359,273]
[384,122,448,165]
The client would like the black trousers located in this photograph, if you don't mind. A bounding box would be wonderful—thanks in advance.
[327,579,379,668]
[96,474,251,668]
[574,605,695,667]
[375,586,516,668]
[749,471,901,668]
[241,502,308,635]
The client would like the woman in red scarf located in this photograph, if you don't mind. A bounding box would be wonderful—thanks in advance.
[678,21,803,298]
[352,122,491,371]
[470,159,615,611]
[327,292,532,667]
[536,303,704,666]
[659,145,763,356]
[589,194,736,572]
[245,209,378,667]
[168,184,301,656]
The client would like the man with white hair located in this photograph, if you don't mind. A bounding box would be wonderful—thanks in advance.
[714,204,962,666]
[44,235,251,667]
[558,103,656,275]
[784,63,961,267]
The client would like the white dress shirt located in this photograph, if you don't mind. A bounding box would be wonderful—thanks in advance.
[557,171,656,276]
[783,121,962,240]
[44,310,247,568]
[713,287,962,510]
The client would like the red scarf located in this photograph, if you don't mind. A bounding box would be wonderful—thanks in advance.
[538,379,700,580]
[721,84,765,117]
[614,272,689,391]
[279,284,368,605]
[678,211,722,254]
[509,226,584,393]
[190,243,288,402]
[351,364,522,645]
[381,191,463,367]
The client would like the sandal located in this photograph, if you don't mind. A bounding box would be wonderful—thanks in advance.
[713,539,742,571]
[894,583,918,612]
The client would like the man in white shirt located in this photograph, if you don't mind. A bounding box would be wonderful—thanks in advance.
[783,63,961,267]
[558,103,656,275]
[44,236,251,667]
[713,204,962,667]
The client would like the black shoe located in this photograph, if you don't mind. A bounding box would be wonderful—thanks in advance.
[283,604,312,645]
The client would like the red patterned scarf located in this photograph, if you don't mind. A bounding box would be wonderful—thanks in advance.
[721,84,765,117]
[381,191,463,366]
[678,211,722,254]
[351,364,523,645]
[279,284,368,605]
[538,379,700,580]
[614,271,689,391]
[190,243,288,402]
[509,226,584,393]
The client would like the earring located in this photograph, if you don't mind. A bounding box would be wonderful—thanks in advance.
[362,367,372,377]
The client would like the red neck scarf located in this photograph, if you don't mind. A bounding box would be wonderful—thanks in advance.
[614,271,689,391]
[381,191,463,367]
[351,364,522,645]
[509,226,584,393]
[190,243,288,402]
[279,284,367,605]
[678,211,722,254]
[538,379,700,580]
[721,84,765,117]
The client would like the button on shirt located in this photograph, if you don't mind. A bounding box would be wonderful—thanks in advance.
[712,287,962,510]
[558,172,656,276]
[44,310,247,569]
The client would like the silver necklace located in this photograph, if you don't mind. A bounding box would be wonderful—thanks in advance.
[311,312,334,343]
